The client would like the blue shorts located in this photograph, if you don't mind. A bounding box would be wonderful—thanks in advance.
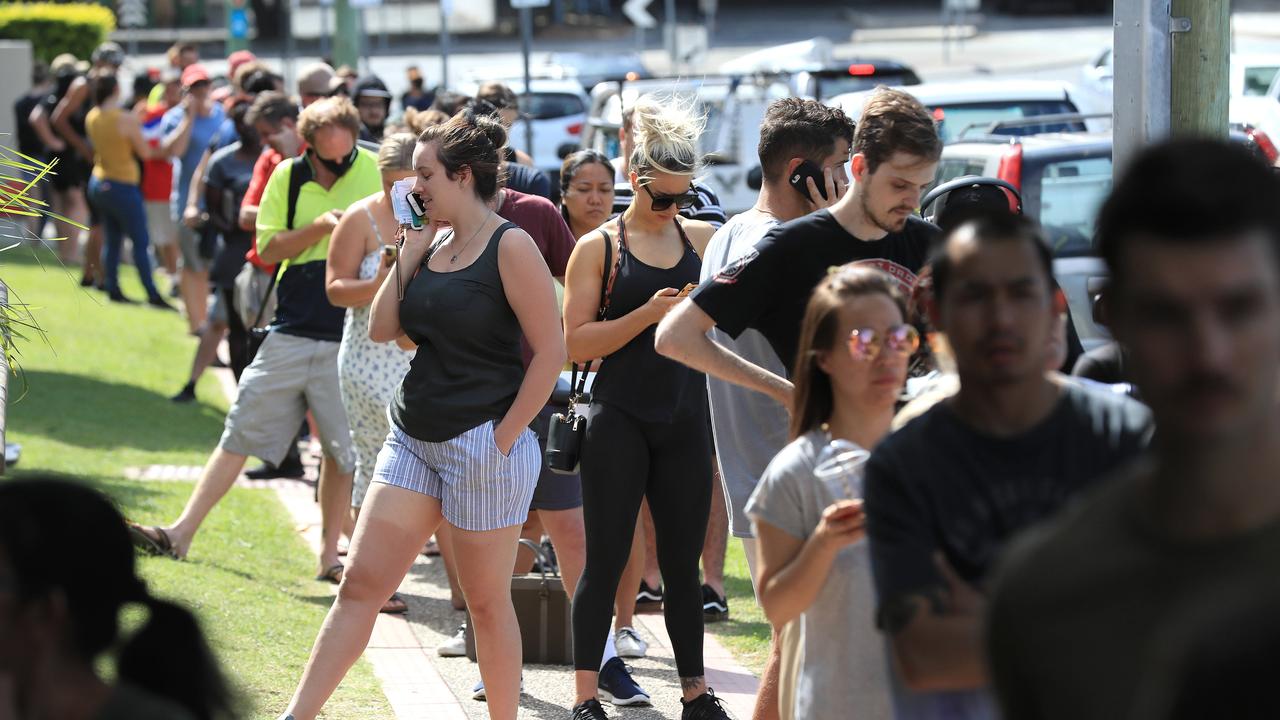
[373,422,539,532]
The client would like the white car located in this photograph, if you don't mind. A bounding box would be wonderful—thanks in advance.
[828,80,1105,144]
[458,77,590,176]
[1079,48,1280,152]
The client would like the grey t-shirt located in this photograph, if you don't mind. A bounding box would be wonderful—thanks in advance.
[702,211,790,538]
[745,431,894,720]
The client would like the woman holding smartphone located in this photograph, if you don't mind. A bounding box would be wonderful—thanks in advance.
[280,112,565,720]
[561,97,724,720]
[746,265,917,720]
[323,132,418,614]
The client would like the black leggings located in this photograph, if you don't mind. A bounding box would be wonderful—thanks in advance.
[572,400,712,677]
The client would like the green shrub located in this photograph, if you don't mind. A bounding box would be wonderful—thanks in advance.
[0,3,116,65]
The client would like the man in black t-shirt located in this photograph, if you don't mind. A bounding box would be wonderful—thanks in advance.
[656,87,943,406]
[862,214,1151,719]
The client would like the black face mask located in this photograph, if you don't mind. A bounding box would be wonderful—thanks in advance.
[314,148,356,177]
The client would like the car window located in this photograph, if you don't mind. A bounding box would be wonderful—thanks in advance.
[1038,156,1111,258]
[814,72,920,100]
[1242,65,1280,96]
[525,93,586,120]
[935,100,1083,142]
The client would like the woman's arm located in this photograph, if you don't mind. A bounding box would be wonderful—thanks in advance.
[495,228,568,454]
[182,148,214,228]
[326,198,391,308]
[28,104,66,153]
[52,79,93,162]
[562,230,679,363]
[368,221,443,343]
[756,500,865,627]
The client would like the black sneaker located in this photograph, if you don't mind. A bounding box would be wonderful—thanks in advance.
[597,657,650,706]
[170,381,197,403]
[681,689,732,720]
[107,289,137,304]
[147,295,178,312]
[244,458,305,480]
[636,579,664,612]
[702,584,729,622]
[570,698,610,720]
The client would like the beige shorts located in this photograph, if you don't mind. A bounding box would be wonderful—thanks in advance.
[145,201,177,247]
[219,331,355,473]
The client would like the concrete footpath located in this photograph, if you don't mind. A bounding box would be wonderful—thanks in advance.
[214,366,760,719]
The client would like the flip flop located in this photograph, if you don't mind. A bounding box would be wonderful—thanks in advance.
[421,539,440,557]
[315,563,344,584]
[127,523,179,560]
[380,592,409,614]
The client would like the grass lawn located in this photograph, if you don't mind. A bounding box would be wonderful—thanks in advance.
[2,248,389,719]
[709,540,771,674]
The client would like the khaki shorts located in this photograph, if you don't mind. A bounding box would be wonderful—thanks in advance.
[145,201,176,247]
[219,331,355,473]
[178,223,211,273]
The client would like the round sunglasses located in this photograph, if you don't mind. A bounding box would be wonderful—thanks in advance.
[643,184,698,212]
[847,324,920,361]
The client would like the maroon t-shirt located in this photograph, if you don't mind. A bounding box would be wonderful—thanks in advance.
[496,187,577,368]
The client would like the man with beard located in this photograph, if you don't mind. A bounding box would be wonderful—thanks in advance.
[657,88,941,406]
[862,213,1152,719]
[987,139,1280,720]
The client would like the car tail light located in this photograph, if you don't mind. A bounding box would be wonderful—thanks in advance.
[1248,127,1279,166]
[995,142,1023,213]
[567,122,583,135]
[848,63,876,76]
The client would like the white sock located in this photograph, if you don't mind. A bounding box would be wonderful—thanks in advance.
[600,628,619,670]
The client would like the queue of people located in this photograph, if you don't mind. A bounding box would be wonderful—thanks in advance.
[16,42,1279,720]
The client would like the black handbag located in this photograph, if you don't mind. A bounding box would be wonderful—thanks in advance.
[245,266,279,363]
[543,231,618,475]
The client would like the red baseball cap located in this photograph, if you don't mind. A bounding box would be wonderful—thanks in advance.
[181,63,211,87]
[227,50,257,78]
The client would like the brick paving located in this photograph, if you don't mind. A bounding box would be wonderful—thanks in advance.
[129,366,760,718]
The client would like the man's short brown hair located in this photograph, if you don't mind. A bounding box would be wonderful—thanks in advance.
[854,87,942,174]
[246,91,298,127]
[296,96,361,145]
[757,98,855,182]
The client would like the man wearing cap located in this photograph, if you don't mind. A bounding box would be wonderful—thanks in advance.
[160,63,236,334]
[351,74,391,143]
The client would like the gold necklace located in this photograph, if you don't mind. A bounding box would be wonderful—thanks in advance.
[448,210,494,264]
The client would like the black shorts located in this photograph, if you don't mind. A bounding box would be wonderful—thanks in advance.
[529,404,583,511]
[48,151,90,192]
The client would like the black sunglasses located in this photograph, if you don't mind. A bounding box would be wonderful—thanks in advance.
[643,184,697,212]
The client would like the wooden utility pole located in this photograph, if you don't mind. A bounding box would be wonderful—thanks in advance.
[1170,0,1230,138]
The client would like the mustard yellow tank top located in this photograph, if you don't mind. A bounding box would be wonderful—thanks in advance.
[86,106,140,185]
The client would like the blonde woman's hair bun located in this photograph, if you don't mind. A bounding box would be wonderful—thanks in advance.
[628,94,705,183]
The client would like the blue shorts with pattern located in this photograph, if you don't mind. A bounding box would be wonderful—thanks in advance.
[372,421,539,532]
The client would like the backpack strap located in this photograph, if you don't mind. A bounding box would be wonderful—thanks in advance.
[285,153,314,231]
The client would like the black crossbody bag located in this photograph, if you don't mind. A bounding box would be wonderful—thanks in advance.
[544,231,620,474]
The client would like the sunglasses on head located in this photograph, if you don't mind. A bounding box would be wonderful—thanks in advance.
[847,324,920,361]
[643,184,697,212]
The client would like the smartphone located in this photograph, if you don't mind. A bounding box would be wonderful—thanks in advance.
[390,178,425,228]
[381,244,397,261]
[789,160,828,203]
[677,282,698,297]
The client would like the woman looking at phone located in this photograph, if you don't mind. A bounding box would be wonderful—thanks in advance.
[746,265,917,720]
[561,96,724,720]
[280,111,564,720]
[323,132,418,614]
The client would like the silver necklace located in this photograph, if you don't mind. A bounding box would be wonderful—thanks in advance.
[448,210,494,264]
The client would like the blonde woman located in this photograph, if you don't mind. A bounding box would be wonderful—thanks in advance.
[562,97,726,720]
[325,133,419,613]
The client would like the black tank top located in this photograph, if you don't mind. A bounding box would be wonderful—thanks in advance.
[391,221,525,442]
[591,218,706,423]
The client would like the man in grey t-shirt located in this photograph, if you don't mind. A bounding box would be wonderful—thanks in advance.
[657,98,855,720]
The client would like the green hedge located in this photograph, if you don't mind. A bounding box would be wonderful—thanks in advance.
[0,3,116,65]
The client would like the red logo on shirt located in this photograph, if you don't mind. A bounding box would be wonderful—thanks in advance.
[850,259,919,297]
[712,249,759,285]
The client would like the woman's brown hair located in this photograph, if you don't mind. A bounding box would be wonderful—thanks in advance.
[790,265,908,440]
[417,110,507,202]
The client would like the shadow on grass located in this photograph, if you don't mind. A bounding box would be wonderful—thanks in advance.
[10,370,227,454]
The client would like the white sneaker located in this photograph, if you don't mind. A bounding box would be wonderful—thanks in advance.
[471,676,524,701]
[437,624,467,657]
[615,626,648,659]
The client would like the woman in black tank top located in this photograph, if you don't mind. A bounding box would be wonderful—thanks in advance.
[562,98,731,720]
[282,112,565,720]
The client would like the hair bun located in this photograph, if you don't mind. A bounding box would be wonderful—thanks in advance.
[472,112,508,154]
[628,95,705,180]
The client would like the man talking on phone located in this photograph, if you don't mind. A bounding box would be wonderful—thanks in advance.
[655,93,939,720]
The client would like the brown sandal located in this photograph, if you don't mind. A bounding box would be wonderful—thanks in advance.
[380,592,409,614]
[315,563,344,584]
[127,523,179,560]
